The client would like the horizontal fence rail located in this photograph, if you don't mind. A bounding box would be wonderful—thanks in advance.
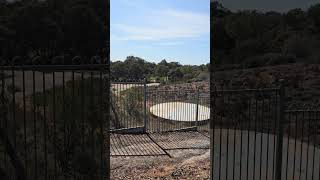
[0,65,109,180]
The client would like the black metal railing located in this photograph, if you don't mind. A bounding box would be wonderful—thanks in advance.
[281,110,320,180]
[211,87,283,180]
[0,64,109,180]
[146,89,210,133]
[110,79,210,134]
[110,80,145,132]
[210,85,320,180]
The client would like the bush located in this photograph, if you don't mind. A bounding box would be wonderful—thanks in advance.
[283,36,314,58]
[197,72,210,81]
[264,53,296,66]
[243,56,266,68]
[183,73,194,80]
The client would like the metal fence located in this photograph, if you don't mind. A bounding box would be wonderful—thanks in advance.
[110,80,210,157]
[146,89,210,133]
[110,80,145,132]
[210,86,320,180]
[211,87,282,180]
[110,80,210,134]
[0,65,109,180]
[281,110,320,180]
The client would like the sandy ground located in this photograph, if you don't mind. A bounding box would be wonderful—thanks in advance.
[111,149,210,180]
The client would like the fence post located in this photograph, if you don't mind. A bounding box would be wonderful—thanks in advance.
[275,85,285,180]
[143,78,147,133]
[195,88,199,129]
[210,85,216,180]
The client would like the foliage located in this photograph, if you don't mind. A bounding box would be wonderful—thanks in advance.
[0,76,107,178]
[212,1,320,68]
[0,0,108,64]
[111,56,209,83]
[111,86,144,129]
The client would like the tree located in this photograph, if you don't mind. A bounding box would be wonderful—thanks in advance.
[308,4,320,30]
[168,68,183,82]
[212,1,231,18]
[155,65,169,77]
[285,8,306,30]
[158,59,168,66]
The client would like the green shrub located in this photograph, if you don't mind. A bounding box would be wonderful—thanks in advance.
[264,53,296,65]
[243,56,266,68]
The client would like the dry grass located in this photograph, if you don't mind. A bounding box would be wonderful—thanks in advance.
[111,149,210,179]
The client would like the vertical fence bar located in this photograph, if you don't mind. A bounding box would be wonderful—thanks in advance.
[210,85,215,180]
[106,64,111,179]
[275,85,285,180]
[33,70,37,180]
[1,69,7,175]
[226,92,230,180]
[62,71,67,180]
[265,95,271,180]
[306,111,311,180]
[11,68,16,149]
[22,69,27,177]
[299,111,304,180]
[311,111,316,180]
[196,88,199,129]
[246,94,251,180]
[253,92,257,180]
[52,71,57,180]
[99,71,104,180]
[292,111,298,180]
[143,78,147,133]
[43,71,48,180]
[81,72,85,152]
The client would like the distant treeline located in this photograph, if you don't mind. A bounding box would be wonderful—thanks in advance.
[212,1,320,68]
[0,0,108,64]
[111,56,209,82]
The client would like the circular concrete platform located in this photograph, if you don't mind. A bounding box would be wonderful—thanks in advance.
[149,102,210,122]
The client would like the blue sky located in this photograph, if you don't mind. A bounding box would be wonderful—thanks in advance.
[111,0,210,65]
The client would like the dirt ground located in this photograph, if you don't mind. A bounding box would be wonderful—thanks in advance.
[111,149,210,179]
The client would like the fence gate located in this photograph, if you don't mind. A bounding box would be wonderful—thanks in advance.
[110,80,210,134]
[110,80,211,157]
[0,65,109,180]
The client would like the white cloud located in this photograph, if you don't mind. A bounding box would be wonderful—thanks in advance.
[156,41,183,46]
[111,8,209,41]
